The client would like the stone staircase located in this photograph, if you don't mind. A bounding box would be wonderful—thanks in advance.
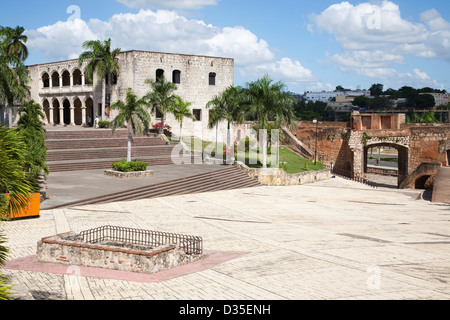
[46,165,262,209]
[45,129,174,172]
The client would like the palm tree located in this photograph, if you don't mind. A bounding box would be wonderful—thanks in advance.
[170,95,193,143]
[1,26,28,62]
[245,75,295,168]
[144,77,178,133]
[78,38,121,120]
[16,100,49,192]
[206,86,246,163]
[0,26,30,127]
[110,88,151,162]
[0,126,33,218]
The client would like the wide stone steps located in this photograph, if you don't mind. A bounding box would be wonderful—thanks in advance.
[47,146,173,162]
[45,129,173,172]
[48,166,261,209]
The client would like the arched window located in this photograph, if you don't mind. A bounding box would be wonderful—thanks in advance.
[51,72,60,87]
[156,69,164,81]
[62,70,70,87]
[209,72,216,86]
[42,73,50,88]
[73,69,82,86]
[172,70,181,84]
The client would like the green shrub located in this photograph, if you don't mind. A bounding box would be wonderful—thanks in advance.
[98,121,111,128]
[111,159,148,172]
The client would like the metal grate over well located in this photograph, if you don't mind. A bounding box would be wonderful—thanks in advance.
[79,225,203,255]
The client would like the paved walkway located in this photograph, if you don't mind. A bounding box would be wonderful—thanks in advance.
[2,171,450,300]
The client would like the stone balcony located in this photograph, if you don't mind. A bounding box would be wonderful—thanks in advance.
[39,84,94,96]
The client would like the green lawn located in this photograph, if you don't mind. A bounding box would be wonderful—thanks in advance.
[177,137,325,174]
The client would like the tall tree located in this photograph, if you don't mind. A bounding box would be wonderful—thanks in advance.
[2,26,28,62]
[110,88,151,162]
[78,38,121,120]
[207,86,246,163]
[144,76,178,133]
[170,95,193,143]
[245,75,294,168]
[0,26,30,126]
[16,100,49,191]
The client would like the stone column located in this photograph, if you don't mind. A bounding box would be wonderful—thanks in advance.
[81,74,85,86]
[70,74,74,87]
[81,99,87,127]
[70,106,76,126]
[49,107,54,126]
[59,76,63,88]
[59,99,64,126]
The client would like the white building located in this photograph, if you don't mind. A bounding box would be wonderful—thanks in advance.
[22,50,235,141]
[304,90,370,103]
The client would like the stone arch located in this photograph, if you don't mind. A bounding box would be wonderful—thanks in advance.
[72,69,82,86]
[51,71,60,87]
[156,69,164,81]
[73,98,83,126]
[42,72,50,88]
[52,98,61,125]
[61,70,71,87]
[85,97,94,127]
[62,98,71,125]
[364,142,409,187]
[414,174,432,190]
[42,99,50,124]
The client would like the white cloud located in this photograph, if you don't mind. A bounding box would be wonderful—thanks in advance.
[25,9,315,89]
[117,0,219,10]
[26,19,98,62]
[309,1,450,89]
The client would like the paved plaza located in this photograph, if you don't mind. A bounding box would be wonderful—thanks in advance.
[2,170,450,300]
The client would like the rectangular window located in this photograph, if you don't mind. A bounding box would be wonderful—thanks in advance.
[193,109,202,121]
[209,73,216,86]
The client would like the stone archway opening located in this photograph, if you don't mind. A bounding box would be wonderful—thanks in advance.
[364,142,408,188]
[42,73,50,88]
[62,71,70,87]
[51,72,60,88]
[63,99,71,125]
[73,69,82,86]
[74,98,82,126]
[415,175,432,190]
[85,97,94,127]
[52,99,60,125]
[42,100,50,124]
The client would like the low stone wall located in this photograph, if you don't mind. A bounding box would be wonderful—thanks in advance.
[104,170,155,178]
[234,162,332,186]
[36,232,203,274]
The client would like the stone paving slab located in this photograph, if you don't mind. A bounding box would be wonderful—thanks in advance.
[1,176,450,300]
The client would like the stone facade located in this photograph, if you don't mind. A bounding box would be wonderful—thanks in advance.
[295,112,450,189]
[24,50,234,142]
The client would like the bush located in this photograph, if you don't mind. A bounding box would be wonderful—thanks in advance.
[98,121,111,128]
[111,159,148,172]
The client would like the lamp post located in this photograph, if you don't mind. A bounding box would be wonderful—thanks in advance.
[313,119,318,166]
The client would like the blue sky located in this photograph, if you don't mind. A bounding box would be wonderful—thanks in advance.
[2,0,450,93]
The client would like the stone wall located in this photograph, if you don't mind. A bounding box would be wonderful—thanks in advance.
[234,162,332,186]
[37,232,203,274]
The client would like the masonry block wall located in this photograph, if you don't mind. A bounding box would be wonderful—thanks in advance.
[25,50,234,142]
[294,115,450,188]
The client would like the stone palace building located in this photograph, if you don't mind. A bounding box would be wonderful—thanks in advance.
[23,50,234,141]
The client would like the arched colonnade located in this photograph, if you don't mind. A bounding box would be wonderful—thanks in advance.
[42,96,94,127]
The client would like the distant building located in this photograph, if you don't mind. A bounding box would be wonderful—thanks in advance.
[304,90,370,103]
[421,93,450,107]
